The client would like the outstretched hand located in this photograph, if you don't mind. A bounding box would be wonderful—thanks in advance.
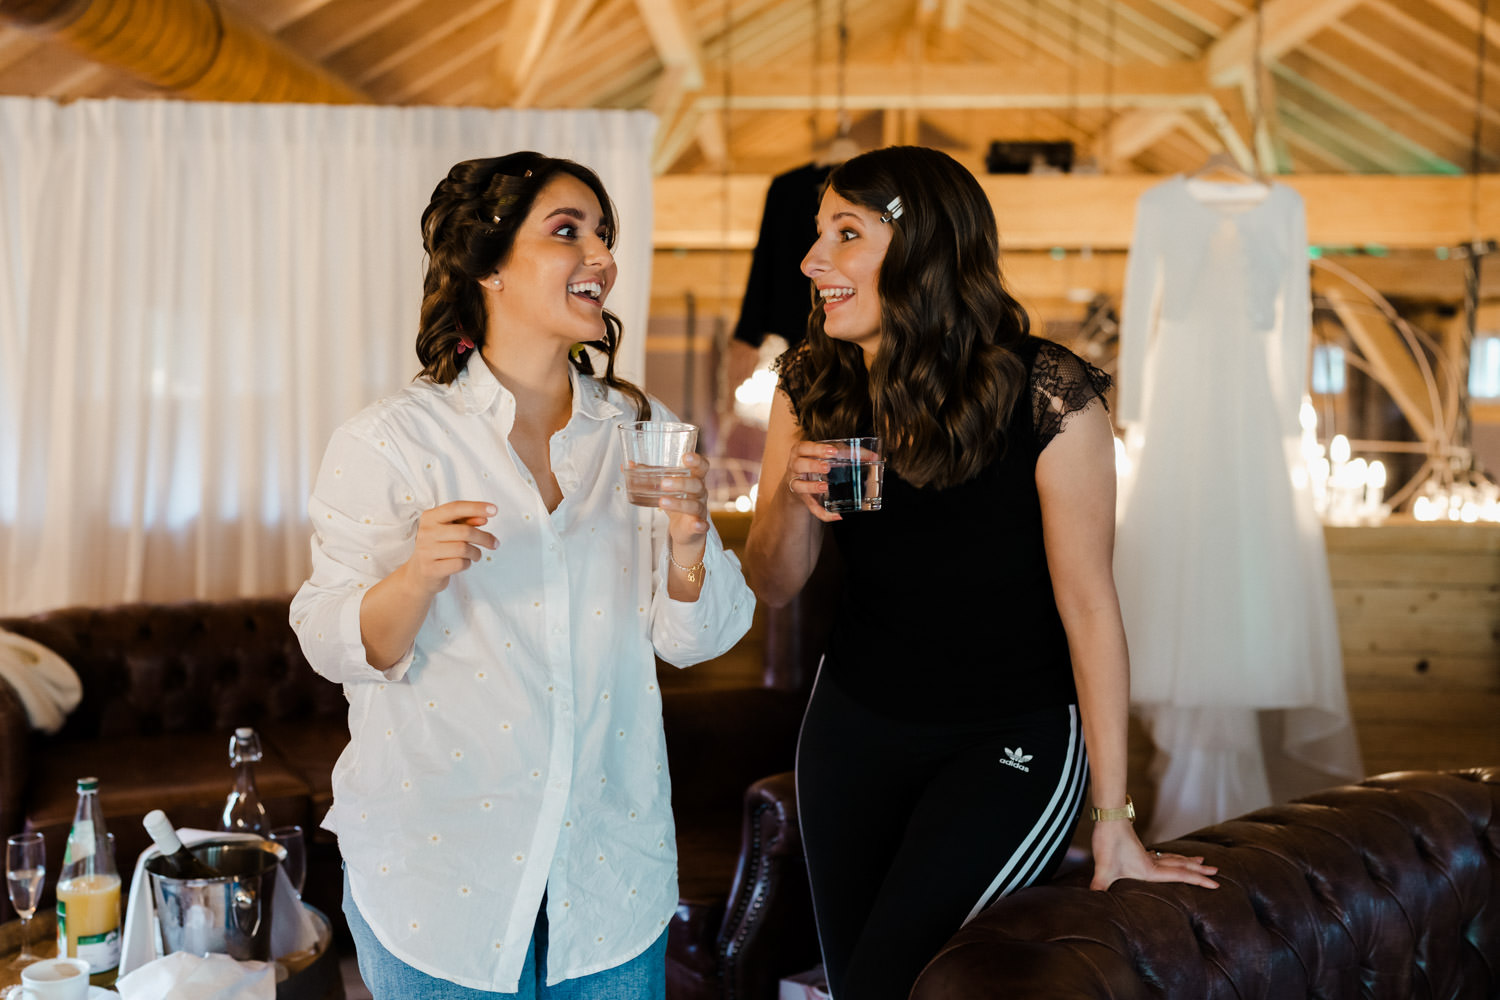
[1089,821,1220,891]
[401,500,498,596]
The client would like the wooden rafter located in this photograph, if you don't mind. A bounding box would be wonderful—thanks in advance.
[332,0,504,87]
[633,0,704,89]
[277,0,430,62]
[940,0,967,33]
[1275,62,1463,173]
[512,0,599,108]
[694,58,1210,110]
[493,0,560,101]
[654,173,1500,250]
[1207,0,1365,87]
[1094,108,1190,166]
[1284,43,1474,170]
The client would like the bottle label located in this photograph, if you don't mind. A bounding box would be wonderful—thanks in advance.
[75,928,121,973]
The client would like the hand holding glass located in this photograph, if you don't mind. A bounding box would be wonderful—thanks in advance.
[6,831,45,966]
[814,437,884,512]
[618,422,698,507]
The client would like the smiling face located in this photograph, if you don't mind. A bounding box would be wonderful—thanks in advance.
[801,187,893,359]
[486,172,616,351]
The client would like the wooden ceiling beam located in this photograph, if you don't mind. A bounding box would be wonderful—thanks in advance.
[512,0,599,108]
[633,0,704,89]
[492,0,560,101]
[332,0,503,87]
[653,174,1500,250]
[1274,62,1465,173]
[1283,44,1477,170]
[252,0,339,34]
[1423,0,1500,52]
[941,0,968,32]
[277,0,429,62]
[988,0,1155,64]
[1093,109,1190,166]
[0,0,365,102]
[1207,0,1365,87]
[694,58,1210,111]
[374,5,512,104]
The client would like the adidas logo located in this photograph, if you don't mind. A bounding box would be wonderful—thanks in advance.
[1000,747,1033,773]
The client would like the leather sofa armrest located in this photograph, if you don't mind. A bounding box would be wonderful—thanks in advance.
[717,771,820,1000]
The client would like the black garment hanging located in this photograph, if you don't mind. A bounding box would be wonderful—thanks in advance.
[731,162,832,349]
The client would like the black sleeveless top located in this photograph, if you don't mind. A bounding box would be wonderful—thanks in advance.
[775,337,1113,723]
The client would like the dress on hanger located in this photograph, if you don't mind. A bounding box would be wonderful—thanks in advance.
[731,162,832,350]
[1115,175,1363,842]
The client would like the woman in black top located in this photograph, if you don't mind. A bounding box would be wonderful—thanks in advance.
[743,146,1218,999]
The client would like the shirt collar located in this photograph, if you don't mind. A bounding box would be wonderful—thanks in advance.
[453,355,625,423]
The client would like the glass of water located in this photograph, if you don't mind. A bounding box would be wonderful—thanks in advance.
[6,831,45,965]
[814,437,884,513]
[618,421,699,508]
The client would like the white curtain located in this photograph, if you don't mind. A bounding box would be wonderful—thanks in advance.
[0,98,657,616]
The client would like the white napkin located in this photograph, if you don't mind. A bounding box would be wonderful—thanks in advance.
[119,828,318,978]
[0,628,82,734]
[114,952,274,1000]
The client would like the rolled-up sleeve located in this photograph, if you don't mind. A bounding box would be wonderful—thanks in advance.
[290,424,425,685]
[648,517,755,668]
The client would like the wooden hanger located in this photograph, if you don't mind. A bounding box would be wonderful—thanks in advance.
[1189,151,1263,184]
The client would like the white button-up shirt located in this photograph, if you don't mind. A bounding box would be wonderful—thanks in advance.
[290,360,754,990]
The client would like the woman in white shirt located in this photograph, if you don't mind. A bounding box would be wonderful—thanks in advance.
[291,152,754,998]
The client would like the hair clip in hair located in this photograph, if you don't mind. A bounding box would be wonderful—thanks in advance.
[880,196,904,223]
[457,336,475,354]
[492,214,502,224]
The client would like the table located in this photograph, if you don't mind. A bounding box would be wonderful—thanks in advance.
[2,907,343,999]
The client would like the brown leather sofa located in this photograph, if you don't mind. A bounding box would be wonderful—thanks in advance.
[0,585,827,1000]
[911,766,1500,1000]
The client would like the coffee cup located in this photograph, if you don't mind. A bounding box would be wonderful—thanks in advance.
[18,956,91,1000]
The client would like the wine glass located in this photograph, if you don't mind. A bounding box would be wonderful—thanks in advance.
[267,825,305,899]
[5,832,45,967]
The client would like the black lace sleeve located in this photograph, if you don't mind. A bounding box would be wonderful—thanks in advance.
[771,342,814,424]
[1030,340,1113,450]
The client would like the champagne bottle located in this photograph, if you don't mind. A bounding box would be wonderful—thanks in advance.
[56,777,122,986]
[220,727,267,834]
[142,810,223,879]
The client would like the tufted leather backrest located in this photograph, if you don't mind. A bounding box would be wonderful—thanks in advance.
[0,594,344,742]
[912,767,1500,1000]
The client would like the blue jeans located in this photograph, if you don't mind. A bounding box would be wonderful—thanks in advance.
[342,868,667,999]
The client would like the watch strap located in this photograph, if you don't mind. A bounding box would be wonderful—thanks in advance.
[1089,794,1135,823]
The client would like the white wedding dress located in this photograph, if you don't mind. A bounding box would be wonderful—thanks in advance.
[1114,176,1363,843]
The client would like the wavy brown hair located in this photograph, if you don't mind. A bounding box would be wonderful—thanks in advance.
[796,146,1029,488]
[414,152,649,418]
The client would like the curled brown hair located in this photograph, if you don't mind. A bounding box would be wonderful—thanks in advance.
[797,146,1029,488]
[414,152,649,418]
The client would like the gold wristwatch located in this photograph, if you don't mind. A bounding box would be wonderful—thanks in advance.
[1089,795,1135,822]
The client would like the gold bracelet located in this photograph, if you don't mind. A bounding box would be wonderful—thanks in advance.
[1089,795,1135,823]
[668,544,706,585]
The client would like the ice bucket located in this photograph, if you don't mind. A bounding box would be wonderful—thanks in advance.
[145,837,286,961]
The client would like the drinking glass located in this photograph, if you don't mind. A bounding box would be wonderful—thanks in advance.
[814,437,885,513]
[618,421,698,507]
[267,825,306,898]
[6,831,45,966]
